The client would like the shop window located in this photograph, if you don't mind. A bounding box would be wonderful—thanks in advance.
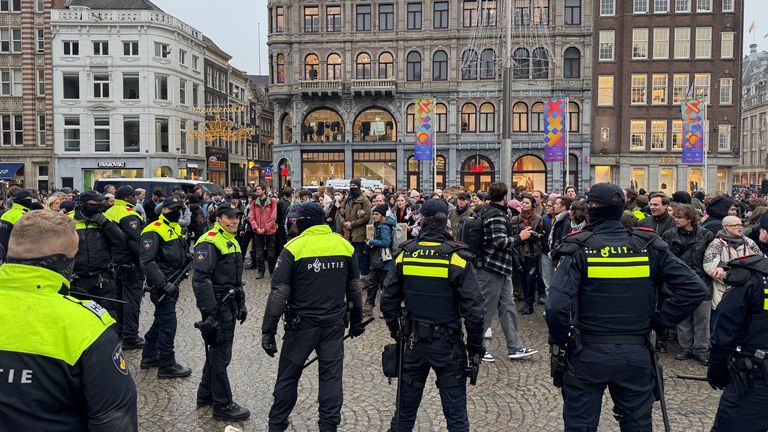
[461,155,495,192]
[353,151,396,188]
[354,107,396,142]
[281,114,293,144]
[304,54,319,80]
[407,156,420,191]
[513,155,546,192]
[302,108,344,143]
[594,166,612,184]
[658,168,675,195]
[631,167,647,191]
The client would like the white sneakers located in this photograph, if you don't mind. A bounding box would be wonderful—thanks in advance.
[482,353,495,362]
[484,328,492,339]
[508,348,538,359]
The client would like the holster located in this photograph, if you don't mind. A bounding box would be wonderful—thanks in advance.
[729,354,755,396]
[283,307,301,331]
[550,344,568,388]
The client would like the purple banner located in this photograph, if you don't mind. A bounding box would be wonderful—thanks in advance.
[543,98,567,162]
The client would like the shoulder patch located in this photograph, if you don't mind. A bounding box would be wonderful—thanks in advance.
[208,231,218,237]
[153,221,162,226]
[196,248,208,262]
[129,220,139,230]
[83,300,107,318]
[112,344,129,375]
[143,239,153,249]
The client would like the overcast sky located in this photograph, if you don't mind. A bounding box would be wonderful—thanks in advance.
[152,0,766,74]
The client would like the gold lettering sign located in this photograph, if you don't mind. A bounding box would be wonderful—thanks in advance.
[191,106,247,114]
[659,157,676,164]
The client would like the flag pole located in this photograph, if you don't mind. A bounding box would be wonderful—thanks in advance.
[703,102,708,192]
[433,100,437,193]
[565,98,570,191]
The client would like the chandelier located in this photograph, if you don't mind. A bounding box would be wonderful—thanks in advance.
[189,113,253,142]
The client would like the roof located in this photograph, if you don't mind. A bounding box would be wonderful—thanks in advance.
[67,0,163,11]
[248,75,269,86]
[203,35,232,61]
[742,45,768,89]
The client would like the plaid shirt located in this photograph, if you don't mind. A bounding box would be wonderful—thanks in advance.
[481,203,520,277]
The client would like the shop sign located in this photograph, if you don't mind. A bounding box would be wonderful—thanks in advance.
[188,163,198,169]
[659,157,676,164]
[97,162,126,168]
[206,147,228,172]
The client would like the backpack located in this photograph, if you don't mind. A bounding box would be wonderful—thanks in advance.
[458,207,486,267]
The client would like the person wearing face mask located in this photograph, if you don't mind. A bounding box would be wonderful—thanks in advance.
[143,189,165,224]
[343,178,372,277]
[0,188,44,261]
[547,183,707,431]
[327,190,345,233]
[69,190,125,323]
[139,195,192,379]
[0,210,138,431]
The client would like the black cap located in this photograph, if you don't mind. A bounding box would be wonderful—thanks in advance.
[115,185,135,200]
[297,201,324,220]
[12,189,34,202]
[350,178,362,187]
[671,191,692,204]
[421,199,449,217]
[215,202,243,217]
[586,183,625,207]
[161,195,183,210]
[78,189,106,204]
[457,192,471,200]
[373,204,389,216]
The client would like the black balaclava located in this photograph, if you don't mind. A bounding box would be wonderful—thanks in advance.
[164,210,181,223]
[296,217,323,234]
[587,205,624,228]
[80,203,107,218]
[349,188,362,199]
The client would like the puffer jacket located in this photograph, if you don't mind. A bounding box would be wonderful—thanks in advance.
[249,196,278,235]
[369,217,396,271]
[662,226,715,299]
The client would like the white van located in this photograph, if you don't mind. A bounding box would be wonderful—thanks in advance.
[325,178,385,191]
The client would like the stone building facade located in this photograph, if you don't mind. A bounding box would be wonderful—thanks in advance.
[737,43,768,188]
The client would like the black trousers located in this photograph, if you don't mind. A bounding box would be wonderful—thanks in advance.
[197,305,236,409]
[253,233,277,274]
[71,272,118,324]
[141,293,178,367]
[712,375,768,432]
[390,336,469,432]
[238,229,254,262]
[115,264,144,341]
[269,324,344,432]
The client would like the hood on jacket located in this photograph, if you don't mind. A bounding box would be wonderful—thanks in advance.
[706,196,734,220]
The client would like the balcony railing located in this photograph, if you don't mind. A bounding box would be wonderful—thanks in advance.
[351,79,396,90]
[298,80,342,91]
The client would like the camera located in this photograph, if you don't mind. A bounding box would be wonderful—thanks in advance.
[528,230,544,240]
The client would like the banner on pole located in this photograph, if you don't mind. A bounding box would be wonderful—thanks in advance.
[681,98,705,164]
[414,98,434,161]
[543,98,567,162]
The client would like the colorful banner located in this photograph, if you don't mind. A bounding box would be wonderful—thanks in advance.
[681,98,705,164]
[414,98,434,161]
[543,98,567,162]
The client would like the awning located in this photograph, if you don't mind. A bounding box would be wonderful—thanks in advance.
[0,163,23,180]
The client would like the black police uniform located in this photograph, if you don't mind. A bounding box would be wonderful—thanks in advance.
[546,183,707,431]
[70,190,126,320]
[261,202,363,432]
[192,203,249,421]
[380,199,486,432]
[709,255,768,432]
[139,195,191,378]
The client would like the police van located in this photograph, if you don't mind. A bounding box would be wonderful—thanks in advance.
[93,178,225,197]
[324,178,385,191]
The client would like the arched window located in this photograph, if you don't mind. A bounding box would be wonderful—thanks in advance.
[531,102,544,132]
[461,103,477,133]
[379,52,394,79]
[513,102,528,132]
[407,156,420,191]
[327,54,342,81]
[353,107,396,141]
[277,158,291,188]
[304,54,319,80]
[406,103,415,133]
[461,49,478,80]
[281,113,293,144]
[432,50,448,81]
[461,155,495,192]
[302,108,344,143]
[563,47,580,79]
[407,51,421,81]
[480,49,496,79]
[276,54,285,83]
[479,103,495,133]
[568,102,580,132]
[356,53,371,79]
[435,103,447,133]
[513,155,547,192]
[532,48,549,79]
[513,48,529,79]
[435,155,446,189]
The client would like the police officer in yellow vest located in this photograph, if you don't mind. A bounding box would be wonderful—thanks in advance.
[105,185,146,349]
[546,183,707,431]
[139,194,192,379]
[192,202,250,421]
[0,210,137,430]
[0,189,42,261]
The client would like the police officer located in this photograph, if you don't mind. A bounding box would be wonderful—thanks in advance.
[193,202,250,421]
[546,183,708,431]
[70,190,125,320]
[105,185,146,349]
[261,201,364,432]
[380,199,486,432]
[0,210,137,430]
[0,189,42,261]
[139,194,192,379]
[708,253,768,431]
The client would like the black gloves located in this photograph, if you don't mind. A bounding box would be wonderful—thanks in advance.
[349,321,365,338]
[650,314,667,336]
[707,360,729,390]
[467,343,486,358]
[160,282,177,297]
[194,315,222,345]
[262,333,277,357]
[91,212,108,226]
[237,306,248,325]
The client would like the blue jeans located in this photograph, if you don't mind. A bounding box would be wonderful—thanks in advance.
[352,241,369,276]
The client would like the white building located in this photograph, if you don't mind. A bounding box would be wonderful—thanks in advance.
[51,0,206,191]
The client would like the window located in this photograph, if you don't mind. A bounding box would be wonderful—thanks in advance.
[356,53,371,79]
[37,115,45,146]
[179,49,186,65]
[598,75,614,105]
[563,47,580,78]
[672,74,689,103]
[407,51,421,81]
[63,73,79,99]
[695,27,711,58]
[461,49,478,80]
[675,0,690,12]
[407,3,422,30]
[634,0,648,13]
[379,4,394,30]
[93,41,108,56]
[327,54,342,80]
[651,120,667,150]
[432,51,448,81]
[480,49,496,79]
[652,74,668,104]
[479,103,495,133]
[123,41,138,56]
[696,0,711,12]
[632,28,649,59]
[276,54,285,83]
[1,69,20,96]
[720,77,733,104]
[304,6,319,32]
[192,121,200,154]
[36,69,44,96]
[275,6,285,33]
[63,40,79,56]
[36,28,44,53]
[94,117,110,152]
[565,0,581,24]
[327,6,342,32]
[36,0,44,12]
[179,79,186,105]
[406,103,415,133]
[123,73,139,99]
[531,102,544,132]
[93,74,109,98]
[154,74,168,100]
[671,120,683,149]
[192,84,199,106]
[481,0,498,26]
[653,28,669,58]
[305,54,319,80]
[722,0,733,12]
[154,42,169,58]
[124,117,140,152]
[192,55,199,71]
[155,118,169,152]
[513,48,530,78]
[356,5,372,31]
[434,2,449,29]
[531,0,549,25]
[435,103,447,132]
[461,103,477,132]
[694,73,710,101]
[674,27,690,58]
[630,120,646,150]
[180,123,187,154]
[600,0,615,16]
[379,52,394,79]
[720,32,734,58]
[464,1,477,27]
[718,124,731,151]
[0,0,20,12]
[9,28,19,53]
[512,102,528,132]
[568,102,580,132]
[532,47,549,79]
[64,116,80,151]
[631,74,647,104]
[654,0,669,12]
[599,30,615,61]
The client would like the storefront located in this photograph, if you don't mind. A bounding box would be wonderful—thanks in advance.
[353,108,396,142]
[277,158,292,189]
[512,155,547,192]
[0,162,24,186]
[302,109,344,143]
[461,155,495,193]
[206,147,228,186]
[83,161,144,191]
[178,159,203,180]
[302,151,344,187]
[352,151,396,188]
[591,156,734,194]
[229,162,246,187]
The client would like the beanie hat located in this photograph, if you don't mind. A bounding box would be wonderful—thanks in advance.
[373,204,389,216]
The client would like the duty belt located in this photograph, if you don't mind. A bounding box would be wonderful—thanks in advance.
[409,320,461,340]
[580,333,647,345]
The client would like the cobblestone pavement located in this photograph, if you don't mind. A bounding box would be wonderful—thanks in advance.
[130,270,721,432]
